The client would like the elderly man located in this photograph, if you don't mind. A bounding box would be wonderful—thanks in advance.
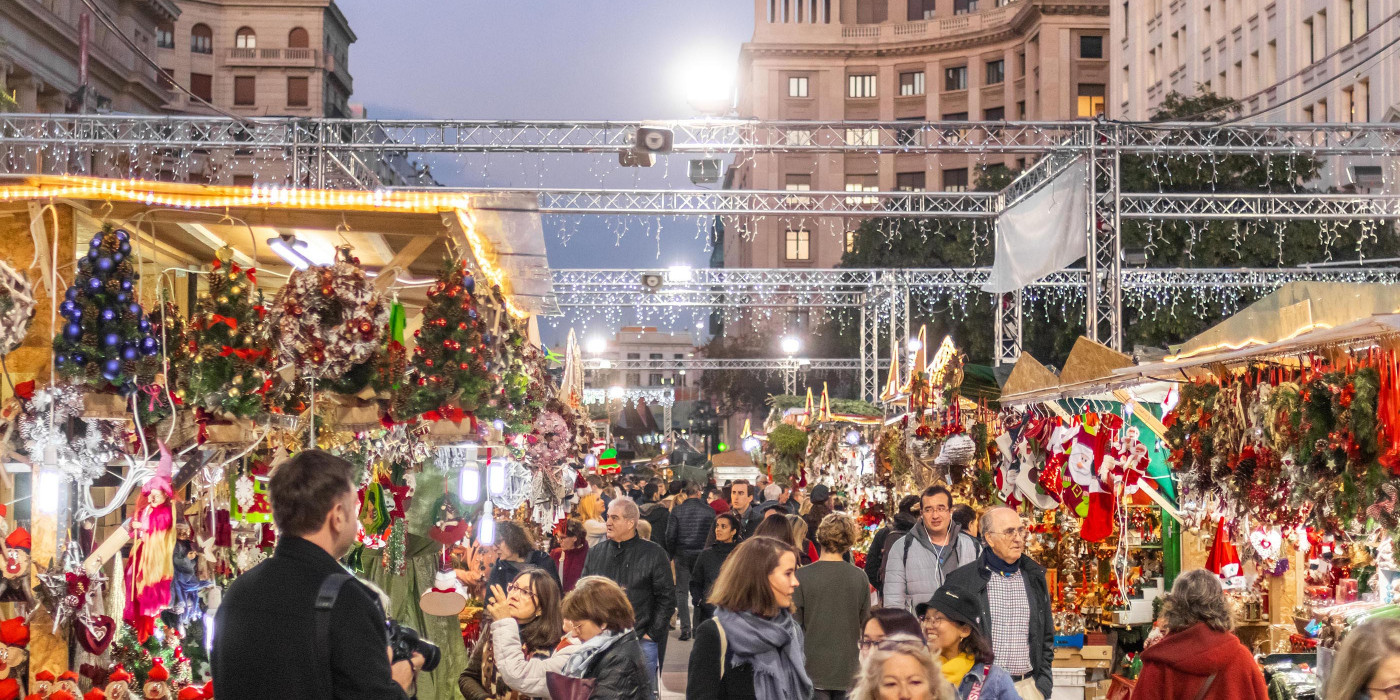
[945,506,1054,700]
[581,496,675,696]
[883,485,980,611]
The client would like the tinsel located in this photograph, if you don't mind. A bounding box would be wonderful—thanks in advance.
[18,386,121,483]
[493,459,534,511]
[0,259,36,355]
[265,250,388,380]
[383,519,407,576]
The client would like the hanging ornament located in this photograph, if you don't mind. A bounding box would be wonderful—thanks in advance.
[266,250,388,380]
[419,570,467,617]
[492,460,533,511]
[0,260,36,356]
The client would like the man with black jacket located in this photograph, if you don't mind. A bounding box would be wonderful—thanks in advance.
[865,494,921,589]
[212,450,421,700]
[582,496,675,697]
[665,481,715,642]
[944,506,1054,700]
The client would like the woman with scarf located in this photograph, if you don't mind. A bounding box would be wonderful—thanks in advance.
[557,575,651,699]
[690,512,742,624]
[917,586,1018,700]
[686,535,813,700]
[459,568,569,700]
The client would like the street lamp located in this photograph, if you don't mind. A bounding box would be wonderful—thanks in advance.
[586,337,607,355]
[907,337,923,353]
[680,50,737,116]
[781,336,801,356]
[780,336,803,394]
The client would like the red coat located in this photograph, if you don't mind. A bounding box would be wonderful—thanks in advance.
[551,541,589,593]
[1131,623,1268,700]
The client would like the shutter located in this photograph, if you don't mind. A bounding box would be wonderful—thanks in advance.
[234,76,255,105]
[190,73,212,102]
[287,77,308,107]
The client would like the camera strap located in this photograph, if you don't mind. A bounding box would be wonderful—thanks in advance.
[315,573,354,700]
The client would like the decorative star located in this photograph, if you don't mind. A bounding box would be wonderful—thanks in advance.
[196,535,217,564]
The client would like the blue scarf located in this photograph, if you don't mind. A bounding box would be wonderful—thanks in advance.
[560,629,621,678]
[715,608,813,699]
[983,547,1020,576]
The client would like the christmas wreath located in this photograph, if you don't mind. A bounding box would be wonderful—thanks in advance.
[266,250,388,381]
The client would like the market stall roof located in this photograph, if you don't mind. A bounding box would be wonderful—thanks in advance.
[1000,339,1174,406]
[1168,281,1400,362]
[1000,352,1059,397]
[710,450,755,468]
[0,174,555,315]
[1124,313,1400,377]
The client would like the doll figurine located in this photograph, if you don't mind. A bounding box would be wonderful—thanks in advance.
[103,667,132,700]
[55,673,79,697]
[141,661,169,700]
[0,529,33,606]
[123,444,176,643]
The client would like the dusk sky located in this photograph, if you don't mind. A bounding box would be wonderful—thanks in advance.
[334,1,756,342]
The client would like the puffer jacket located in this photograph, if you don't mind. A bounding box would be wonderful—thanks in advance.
[882,521,980,611]
[583,630,652,700]
[581,534,676,644]
[666,497,717,556]
[865,511,917,588]
[640,502,670,548]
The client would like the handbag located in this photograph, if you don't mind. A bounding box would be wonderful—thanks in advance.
[545,671,596,700]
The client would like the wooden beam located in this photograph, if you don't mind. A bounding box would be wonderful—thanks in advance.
[372,235,436,291]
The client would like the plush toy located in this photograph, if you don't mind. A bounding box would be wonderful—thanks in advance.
[169,523,210,632]
[32,670,53,696]
[0,618,28,681]
[46,692,74,700]
[103,667,132,700]
[54,673,78,697]
[200,682,211,700]
[0,529,33,605]
[141,660,170,700]
[174,687,202,700]
[81,692,103,700]
[124,444,176,643]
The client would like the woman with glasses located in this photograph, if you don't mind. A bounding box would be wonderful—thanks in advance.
[850,634,956,700]
[459,568,570,700]
[558,575,652,699]
[916,586,1018,699]
[691,512,742,624]
[687,536,812,700]
[861,609,927,663]
[794,513,871,700]
[1131,568,1267,700]
[1325,617,1400,700]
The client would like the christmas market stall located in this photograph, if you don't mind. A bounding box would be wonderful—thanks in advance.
[1119,281,1400,696]
[0,175,591,700]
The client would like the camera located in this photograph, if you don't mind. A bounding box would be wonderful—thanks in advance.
[387,620,441,673]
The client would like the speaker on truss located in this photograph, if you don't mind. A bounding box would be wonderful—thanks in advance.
[640,273,664,293]
[619,150,656,167]
[635,127,674,155]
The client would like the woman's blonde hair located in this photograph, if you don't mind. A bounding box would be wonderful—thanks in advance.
[850,634,956,700]
[1325,617,1400,700]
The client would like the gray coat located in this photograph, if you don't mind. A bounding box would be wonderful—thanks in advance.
[881,521,980,611]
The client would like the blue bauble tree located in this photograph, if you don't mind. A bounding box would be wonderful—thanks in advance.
[52,226,160,393]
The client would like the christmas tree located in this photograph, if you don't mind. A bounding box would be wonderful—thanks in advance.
[110,620,193,686]
[182,248,270,418]
[402,261,494,419]
[52,226,160,392]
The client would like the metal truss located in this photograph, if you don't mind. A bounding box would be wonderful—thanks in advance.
[583,358,890,371]
[994,291,1024,367]
[582,387,675,407]
[443,188,998,218]
[1120,193,1400,219]
[1088,126,1124,351]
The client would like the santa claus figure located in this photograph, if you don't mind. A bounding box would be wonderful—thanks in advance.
[81,691,104,700]
[175,686,203,700]
[0,679,17,700]
[32,670,53,696]
[0,529,33,605]
[0,618,27,681]
[124,444,176,643]
[45,692,74,700]
[54,672,79,697]
[142,660,170,700]
[103,667,133,700]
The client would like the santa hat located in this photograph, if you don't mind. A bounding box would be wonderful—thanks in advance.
[1205,516,1243,579]
[58,671,78,684]
[146,659,170,682]
[0,618,27,647]
[4,529,30,552]
[0,679,17,700]
[202,681,213,699]
[143,442,174,497]
[35,670,54,683]
[22,695,41,700]
[47,692,76,700]
[107,666,133,683]
[177,687,204,700]
[83,691,105,700]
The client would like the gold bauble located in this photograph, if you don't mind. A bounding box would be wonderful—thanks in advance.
[232,374,243,385]
[230,285,242,295]
[228,387,241,397]
[217,296,230,305]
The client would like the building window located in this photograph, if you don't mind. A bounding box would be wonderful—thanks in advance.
[984,106,1005,121]
[288,27,310,48]
[899,71,925,96]
[234,76,256,106]
[856,0,887,23]
[190,72,212,101]
[785,229,812,261]
[1017,52,1026,76]
[1077,83,1106,117]
[896,172,926,191]
[908,0,935,19]
[954,0,977,14]
[157,68,176,91]
[986,60,1005,85]
[191,24,213,54]
[789,76,810,97]
[649,353,663,360]
[287,76,309,107]
[845,176,879,204]
[626,373,641,387]
[786,129,813,146]
[1080,35,1104,59]
[649,373,664,386]
[235,27,257,49]
[674,353,684,359]
[846,128,880,146]
[1303,18,1316,64]
[942,168,969,192]
[848,74,877,98]
[1017,101,1026,118]
[941,111,968,121]
[896,118,923,146]
[156,25,174,49]
[944,66,968,91]
[785,174,811,203]
[626,353,641,360]
[845,230,858,253]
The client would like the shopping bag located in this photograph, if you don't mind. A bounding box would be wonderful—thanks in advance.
[545,671,596,700]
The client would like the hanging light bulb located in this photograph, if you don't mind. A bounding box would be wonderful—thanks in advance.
[477,506,496,546]
[742,437,760,453]
[845,429,862,446]
[460,466,482,504]
[488,461,506,496]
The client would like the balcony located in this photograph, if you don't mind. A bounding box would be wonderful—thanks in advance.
[835,2,1021,43]
[223,47,321,68]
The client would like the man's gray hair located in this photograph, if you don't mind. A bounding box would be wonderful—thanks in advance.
[979,506,1016,538]
[763,483,783,501]
[609,496,640,522]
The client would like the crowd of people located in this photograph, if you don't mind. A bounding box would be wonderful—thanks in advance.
[452,471,1400,700]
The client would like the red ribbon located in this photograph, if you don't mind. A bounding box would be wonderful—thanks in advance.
[208,315,238,331]
[219,346,267,361]
[254,379,274,396]
[13,380,34,400]
[138,384,164,412]
[247,268,257,284]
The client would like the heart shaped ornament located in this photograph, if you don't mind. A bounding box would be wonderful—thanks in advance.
[76,613,117,655]
[1250,528,1283,562]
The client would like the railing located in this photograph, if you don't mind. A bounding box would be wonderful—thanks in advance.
[223,48,321,65]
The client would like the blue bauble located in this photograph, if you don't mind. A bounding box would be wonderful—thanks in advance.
[71,352,86,365]
[119,241,132,255]
[120,279,132,291]
[87,277,102,292]
[115,229,129,242]
[112,252,124,264]
[115,292,129,303]
[95,257,114,274]
[139,318,151,333]
[464,275,476,292]
[102,372,118,383]
[64,322,81,339]
[100,308,116,323]
[122,346,138,361]
[128,303,141,316]
[60,300,77,318]
[90,233,104,248]
[141,336,159,354]
[65,287,78,301]
[78,258,92,273]
[468,309,478,319]
[88,246,100,259]
[102,332,120,348]
[54,354,66,367]
[70,305,82,320]
[103,358,121,374]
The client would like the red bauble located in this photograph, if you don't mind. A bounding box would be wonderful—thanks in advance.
[425,359,434,367]
[459,362,470,370]
[443,339,453,349]
[458,323,468,330]
[320,285,333,296]
[413,329,421,338]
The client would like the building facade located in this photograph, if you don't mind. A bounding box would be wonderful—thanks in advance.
[1112,0,1400,125]
[724,0,1111,269]
[0,0,179,113]
[584,327,704,435]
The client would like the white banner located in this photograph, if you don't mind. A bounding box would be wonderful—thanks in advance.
[982,158,1089,294]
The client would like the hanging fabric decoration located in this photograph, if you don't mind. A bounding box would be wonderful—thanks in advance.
[265,248,388,380]
[1205,516,1243,580]
[0,260,36,355]
[122,442,176,643]
[420,570,467,617]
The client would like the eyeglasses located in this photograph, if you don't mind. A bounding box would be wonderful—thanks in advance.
[921,614,949,627]
[1368,685,1400,700]
[925,506,950,515]
[990,526,1029,540]
[508,583,535,599]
